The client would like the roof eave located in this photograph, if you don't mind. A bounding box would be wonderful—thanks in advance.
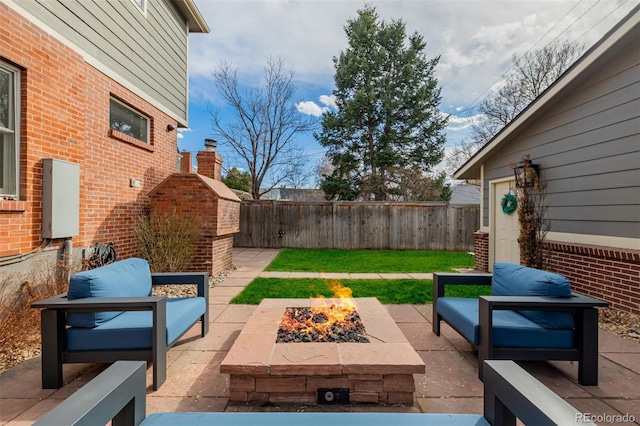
[170,0,210,33]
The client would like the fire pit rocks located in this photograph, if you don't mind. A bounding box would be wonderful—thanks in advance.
[221,298,425,405]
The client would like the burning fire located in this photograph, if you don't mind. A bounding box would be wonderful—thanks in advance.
[277,279,369,343]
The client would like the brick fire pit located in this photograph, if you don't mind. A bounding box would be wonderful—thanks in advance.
[221,298,425,405]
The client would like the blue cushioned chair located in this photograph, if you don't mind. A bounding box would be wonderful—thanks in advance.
[432,263,607,385]
[31,258,209,390]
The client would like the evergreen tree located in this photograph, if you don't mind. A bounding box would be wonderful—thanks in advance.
[223,167,252,193]
[317,5,448,200]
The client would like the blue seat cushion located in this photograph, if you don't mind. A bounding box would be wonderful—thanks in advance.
[66,297,205,351]
[492,263,574,329]
[437,298,573,348]
[67,258,153,328]
[67,258,151,328]
[142,412,490,426]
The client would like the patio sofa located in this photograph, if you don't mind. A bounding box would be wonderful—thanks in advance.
[33,359,587,426]
[31,258,209,391]
[432,262,608,385]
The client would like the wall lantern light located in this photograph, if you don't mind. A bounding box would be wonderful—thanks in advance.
[512,155,540,188]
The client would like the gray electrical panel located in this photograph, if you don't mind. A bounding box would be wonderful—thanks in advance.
[42,159,80,239]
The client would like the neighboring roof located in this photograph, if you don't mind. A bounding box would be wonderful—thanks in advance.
[169,0,210,33]
[455,5,640,180]
[450,184,480,205]
[262,188,326,201]
[230,189,253,201]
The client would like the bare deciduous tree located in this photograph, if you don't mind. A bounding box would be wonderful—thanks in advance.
[445,40,583,176]
[210,56,316,199]
[475,40,583,144]
[280,147,314,189]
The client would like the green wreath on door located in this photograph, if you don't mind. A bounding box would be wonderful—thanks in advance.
[500,193,518,215]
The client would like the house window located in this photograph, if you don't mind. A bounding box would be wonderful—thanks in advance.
[109,98,149,144]
[131,0,147,14]
[0,62,19,199]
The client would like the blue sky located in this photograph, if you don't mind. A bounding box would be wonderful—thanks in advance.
[179,0,636,185]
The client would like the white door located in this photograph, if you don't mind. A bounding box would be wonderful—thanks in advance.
[492,181,520,265]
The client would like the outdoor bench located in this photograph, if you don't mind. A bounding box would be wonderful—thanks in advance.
[433,262,608,385]
[31,258,209,391]
[33,359,589,426]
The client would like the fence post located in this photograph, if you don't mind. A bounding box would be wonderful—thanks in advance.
[271,199,278,248]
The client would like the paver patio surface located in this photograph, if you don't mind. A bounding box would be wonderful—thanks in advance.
[1,247,638,424]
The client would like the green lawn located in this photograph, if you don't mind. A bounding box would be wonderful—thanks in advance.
[264,248,473,273]
[230,278,491,305]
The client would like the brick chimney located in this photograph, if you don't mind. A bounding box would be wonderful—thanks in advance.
[196,138,223,181]
[180,150,193,173]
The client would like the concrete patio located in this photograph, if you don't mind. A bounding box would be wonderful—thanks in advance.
[1,248,638,424]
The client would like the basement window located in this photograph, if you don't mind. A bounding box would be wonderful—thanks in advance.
[109,98,150,144]
[0,62,19,199]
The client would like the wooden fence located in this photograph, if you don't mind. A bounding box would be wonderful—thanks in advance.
[234,201,479,251]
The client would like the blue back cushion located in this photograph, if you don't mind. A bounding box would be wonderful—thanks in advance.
[492,262,574,329]
[67,258,152,328]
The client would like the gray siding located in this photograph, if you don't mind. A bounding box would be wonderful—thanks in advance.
[482,38,640,239]
[18,0,189,123]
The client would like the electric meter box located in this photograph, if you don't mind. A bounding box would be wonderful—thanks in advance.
[42,158,80,239]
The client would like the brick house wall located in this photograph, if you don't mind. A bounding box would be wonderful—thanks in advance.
[472,235,640,315]
[0,4,179,263]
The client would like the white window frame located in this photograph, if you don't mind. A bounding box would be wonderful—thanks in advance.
[0,62,20,200]
[130,0,147,16]
[109,97,150,144]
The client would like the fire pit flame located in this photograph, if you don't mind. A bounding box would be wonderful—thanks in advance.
[276,280,369,343]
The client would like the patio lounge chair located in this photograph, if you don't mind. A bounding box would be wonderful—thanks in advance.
[31,258,209,390]
[433,262,608,385]
[33,359,590,425]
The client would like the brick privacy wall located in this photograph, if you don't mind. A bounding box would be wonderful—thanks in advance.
[210,235,234,274]
[546,241,640,315]
[187,236,233,275]
[0,4,179,260]
[150,174,238,274]
[150,175,219,235]
[473,232,639,315]
[473,232,489,272]
[217,199,240,235]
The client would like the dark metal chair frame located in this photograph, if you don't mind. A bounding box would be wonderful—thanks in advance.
[33,359,587,426]
[31,272,209,391]
[432,272,608,386]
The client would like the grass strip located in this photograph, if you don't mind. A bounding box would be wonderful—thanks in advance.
[230,278,491,305]
[264,248,473,273]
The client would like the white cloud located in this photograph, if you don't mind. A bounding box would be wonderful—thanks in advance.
[446,113,484,132]
[296,95,337,117]
[176,127,193,139]
[296,101,329,117]
[319,94,337,109]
